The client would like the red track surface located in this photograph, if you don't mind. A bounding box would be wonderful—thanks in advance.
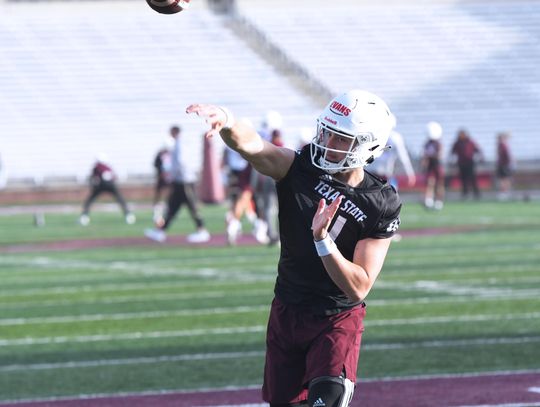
[0,226,480,254]
[2,372,540,407]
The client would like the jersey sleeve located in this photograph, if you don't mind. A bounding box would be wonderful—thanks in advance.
[369,186,402,239]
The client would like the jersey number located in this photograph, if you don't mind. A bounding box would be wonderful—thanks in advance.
[329,215,347,240]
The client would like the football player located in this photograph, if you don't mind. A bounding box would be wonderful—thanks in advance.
[422,121,445,210]
[79,154,135,226]
[145,126,210,243]
[187,89,402,407]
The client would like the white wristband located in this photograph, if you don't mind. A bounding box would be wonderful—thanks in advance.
[314,235,336,257]
[219,106,236,129]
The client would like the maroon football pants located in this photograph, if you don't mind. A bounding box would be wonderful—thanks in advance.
[262,298,366,404]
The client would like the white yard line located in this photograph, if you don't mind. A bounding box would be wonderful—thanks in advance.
[1,308,539,328]
[364,336,540,350]
[2,272,539,299]
[1,252,539,287]
[375,279,540,298]
[0,326,268,346]
[3,345,540,374]
[368,290,540,306]
[366,311,540,326]
[385,261,540,277]
[0,256,278,282]
[0,276,274,298]
[0,305,270,325]
[0,288,272,309]
[1,288,538,310]
[359,368,540,382]
[0,324,538,349]
[0,351,266,372]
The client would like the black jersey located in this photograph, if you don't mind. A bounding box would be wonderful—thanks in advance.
[274,146,402,315]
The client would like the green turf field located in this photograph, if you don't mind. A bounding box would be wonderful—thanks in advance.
[0,200,539,401]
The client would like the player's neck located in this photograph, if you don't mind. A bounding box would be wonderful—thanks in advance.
[334,167,365,187]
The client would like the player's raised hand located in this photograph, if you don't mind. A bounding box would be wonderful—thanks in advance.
[312,196,343,241]
[186,104,234,138]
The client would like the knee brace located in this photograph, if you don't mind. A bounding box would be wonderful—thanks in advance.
[307,376,354,407]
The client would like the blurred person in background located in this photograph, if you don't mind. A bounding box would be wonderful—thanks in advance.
[450,128,484,199]
[421,121,445,210]
[187,89,401,407]
[79,154,135,226]
[252,128,284,246]
[0,153,6,189]
[152,137,173,226]
[367,114,416,190]
[495,132,513,201]
[251,110,284,245]
[145,125,210,243]
[222,145,266,245]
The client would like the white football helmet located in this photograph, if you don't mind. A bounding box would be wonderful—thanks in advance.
[95,153,109,164]
[426,121,443,140]
[262,110,283,131]
[310,90,394,174]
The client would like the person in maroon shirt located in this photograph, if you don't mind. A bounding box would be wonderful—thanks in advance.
[495,132,513,200]
[450,129,484,199]
[79,154,135,226]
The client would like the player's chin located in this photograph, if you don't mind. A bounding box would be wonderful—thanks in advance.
[326,154,342,163]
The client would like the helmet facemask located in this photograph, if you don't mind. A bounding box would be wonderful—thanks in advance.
[311,121,383,174]
[310,89,394,174]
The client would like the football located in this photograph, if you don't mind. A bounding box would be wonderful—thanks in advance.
[146,0,190,14]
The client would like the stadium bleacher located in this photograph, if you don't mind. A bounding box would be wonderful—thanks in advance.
[0,1,319,185]
[239,0,540,163]
[0,0,538,186]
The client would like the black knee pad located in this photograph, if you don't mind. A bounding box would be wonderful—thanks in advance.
[308,376,354,407]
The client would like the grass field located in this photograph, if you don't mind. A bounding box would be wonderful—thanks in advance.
[0,199,539,402]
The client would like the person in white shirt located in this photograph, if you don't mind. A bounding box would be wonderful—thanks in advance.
[367,114,416,189]
[421,121,445,210]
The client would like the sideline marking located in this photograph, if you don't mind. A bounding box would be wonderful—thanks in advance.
[528,386,540,394]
